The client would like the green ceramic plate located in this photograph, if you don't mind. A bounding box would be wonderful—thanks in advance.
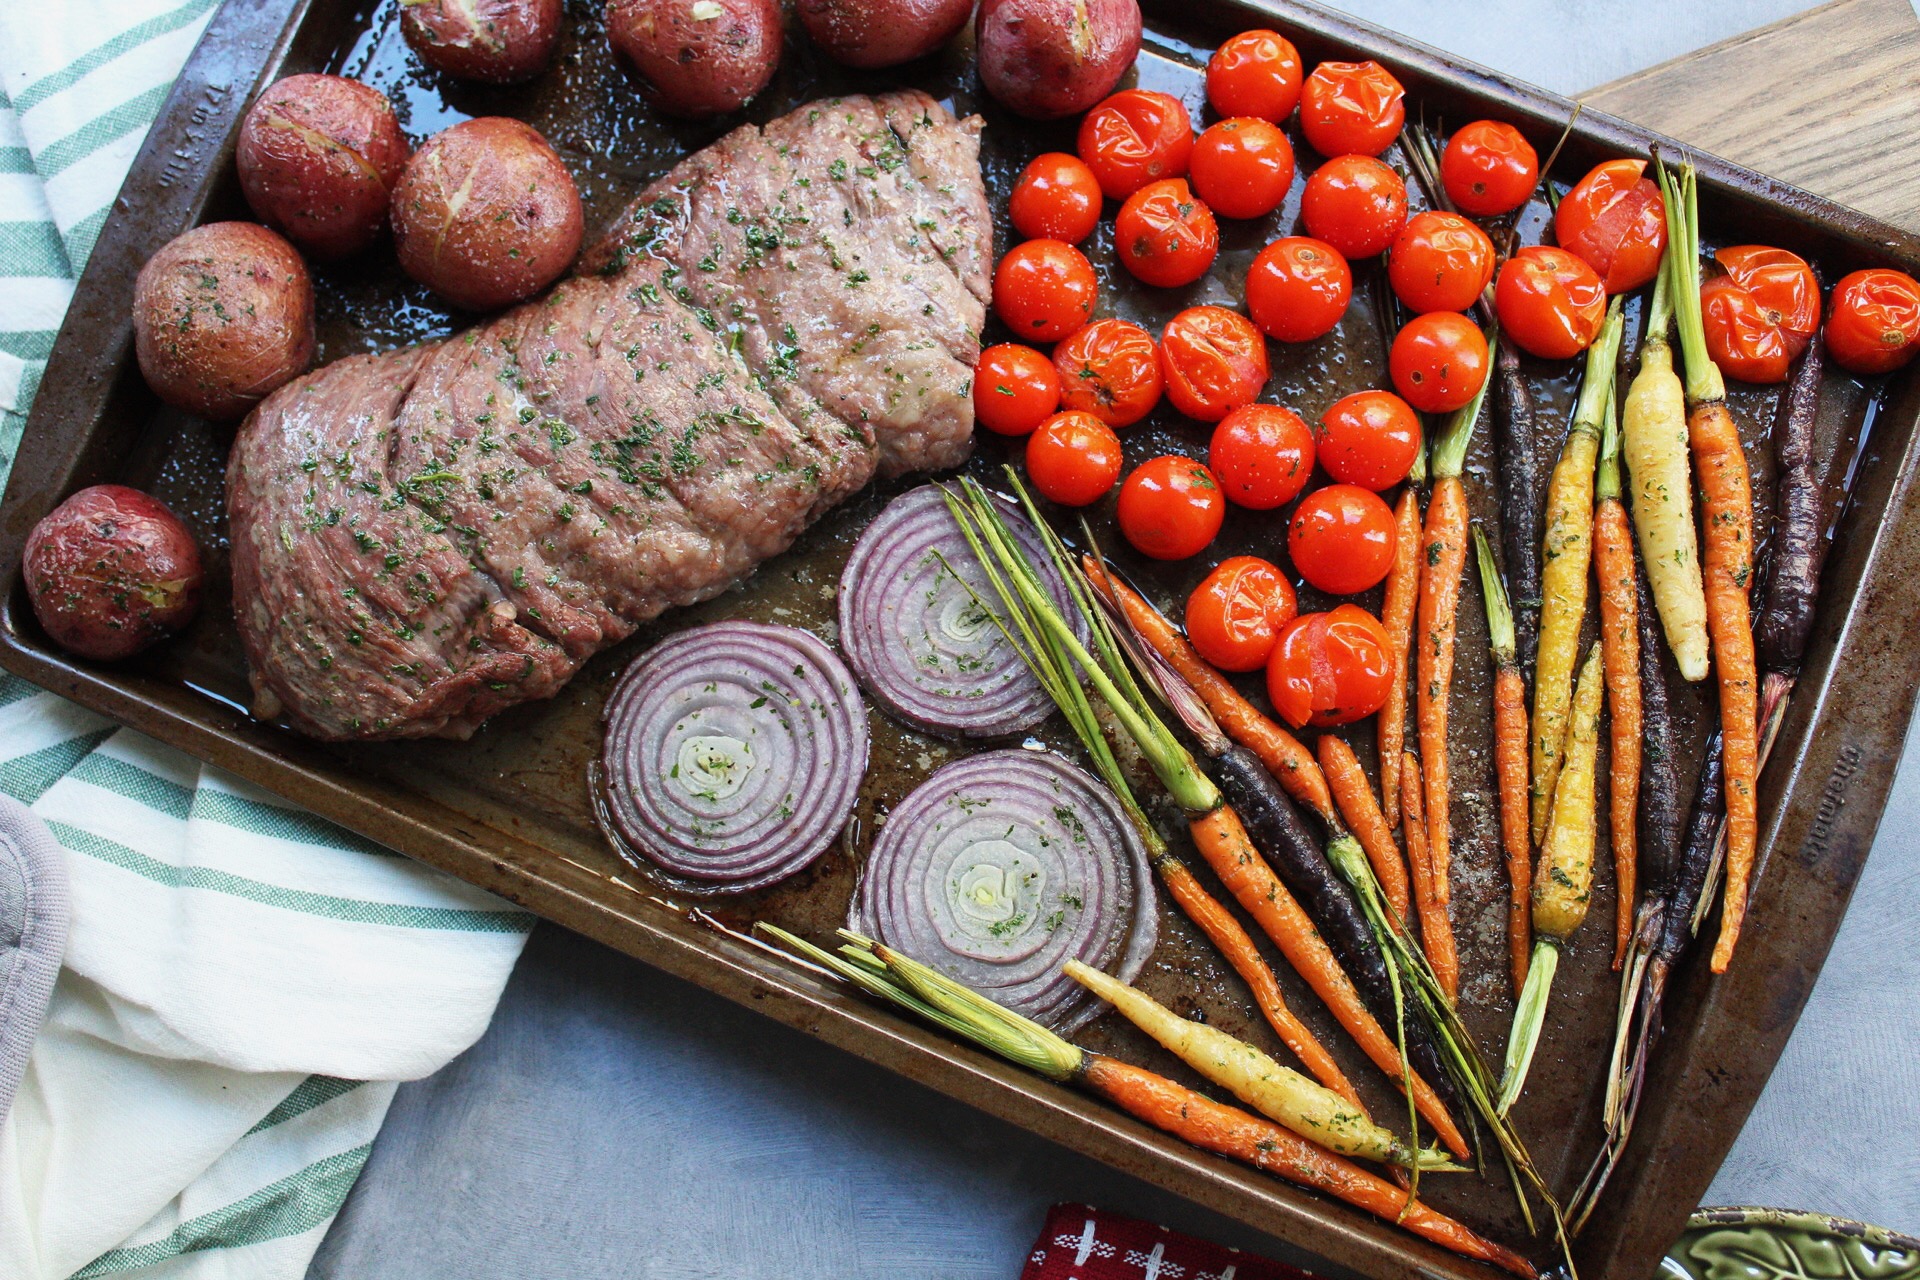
[1663,1208,1920,1280]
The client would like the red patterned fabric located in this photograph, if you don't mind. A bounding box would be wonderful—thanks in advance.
[1020,1203,1316,1280]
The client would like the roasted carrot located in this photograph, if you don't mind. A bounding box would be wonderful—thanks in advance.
[1380,486,1423,829]
[1397,753,1458,1000]
[1473,528,1533,995]
[1320,735,1412,923]
[1594,387,1643,969]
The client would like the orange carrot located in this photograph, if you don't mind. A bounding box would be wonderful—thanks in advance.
[1380,486,1423,829]
[1318,735,1411,923]
[1473,528,1532,995]
[1397,753,1459,1000]
[1417,477,1468,901]
[1594,435,1642,970]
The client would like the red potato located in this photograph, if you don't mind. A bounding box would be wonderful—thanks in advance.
[798,0,973,67]
[401,0,562,84]
[976,0,1141,120]
[236,74,411,260]
[390,118,583,311]
[607,0,783,117]
[24,486,204,662]
[132,222,315,421]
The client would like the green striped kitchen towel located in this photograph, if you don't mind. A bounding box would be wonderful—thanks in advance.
[0,6,536,1278]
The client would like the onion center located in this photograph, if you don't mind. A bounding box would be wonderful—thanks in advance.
[674,732,755,802]
[942,839,1050,959]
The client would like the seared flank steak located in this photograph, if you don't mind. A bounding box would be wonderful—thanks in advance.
[227,93,989,740]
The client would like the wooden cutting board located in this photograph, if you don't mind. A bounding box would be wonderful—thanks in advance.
[1584,0,1920,233]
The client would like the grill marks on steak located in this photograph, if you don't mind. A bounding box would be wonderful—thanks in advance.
[230,93,987,740]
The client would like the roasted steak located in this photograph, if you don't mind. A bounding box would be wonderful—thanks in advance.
[227,92,988,740]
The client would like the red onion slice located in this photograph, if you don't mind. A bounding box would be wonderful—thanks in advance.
[852,749,1158,1031]
[839,485,1086,738]
[598,621,868,893]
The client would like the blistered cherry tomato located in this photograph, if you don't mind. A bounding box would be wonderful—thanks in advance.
[1190,118,1295,220]
[1495,245,1608,359]
[1301,154,1407,260]
[1388,211,1496,314]
[992,239,1098,342]
[1440,120,1537,217]
[1267,604,1394,727]
[1826,268,1920,375]
[1186,555,1298,672]
[1316,389,1420,490]
[1206,29,1303,122]
[1299,60,1404,158]
[974,343,1060,436]
[1025,411,1124,505]
[1389,311,1489,414]
[1054,319,1163,427]
[1555,158,1666,294]
[1209,403,1315,509]
[1077,89,1194,200]
[1115,178,1219,289]
[1009,152,1104,244]
[1117,455,1226,560]
[1246,236,1351,342]
[1699,245,1821,384]
[1159,306,1269,422]
[1288,483,1396,595]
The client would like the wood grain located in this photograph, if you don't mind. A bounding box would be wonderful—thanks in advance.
[1585,0,1920,232]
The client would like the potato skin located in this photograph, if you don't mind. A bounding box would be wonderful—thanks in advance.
[390,117,584,311]
[25,485,205,662]
[401,0,562,83]
[797,0,973,68]
[235,74,411,260]
[132,222,316,421]
[606,0,782,118]
[977,0,1141,120]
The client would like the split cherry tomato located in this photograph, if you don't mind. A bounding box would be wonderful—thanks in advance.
[1206,29,1304,122]
[1054,319,1164,427]
[974,343,1060,436]
[1159,305,1269,422]
[1388,210,1495,314]
[1190,118,1295,220]
[1554,158,1667,294]
[1826,267,1920,375]
[1495,245,1608,359]
[1301,154,1407,260]
[1246,236,1351,342]
[1288,482,1396,595]
[1115,178,1219,289]
[1209,403,1315,509]
[1315,389,1420,490]
[1440,120,1537,217]
[1008,152,1103,244]
[1117,455,1226,560]
[1077,89,1194,200]
[1186,555,1298,672]
[1025,411,1123,506]
[1389,311,1490,414]
[1267,604,1394,728]
[1697,244,1821,384]
[992,239,1097,342]
[1299,60,1404,158]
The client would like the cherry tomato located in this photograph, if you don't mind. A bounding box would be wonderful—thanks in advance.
[1554,159,1666,294]
[1025,411,1124,506]
[992,239,1098,342]
[1288,482,1396,595]
[1440,120,1537,217]
[1186,555,1298,672]
[1206,29,1303,122]
[1209,403,1315,509]
[1388,211,1496,314]
[1077,89,1194,200]
[1053,319,1164,427]
[1298,60,1404,158]
[1315,389,1420,490]
[1495,245,1608,359]
[1008,152,1103,244]
[1826,268,1920,375]
[1115,178,1219,289]
[1190,118,1295,220]
[1698,245,1821,384]
[1159,306,1269,422]
[1267,604,1394,728]
[1117,455,1226,560]
[1301,154,1407,260]
[1246,236,1351,342]
[1389,311,1489,414]
[974,343,1060,436]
